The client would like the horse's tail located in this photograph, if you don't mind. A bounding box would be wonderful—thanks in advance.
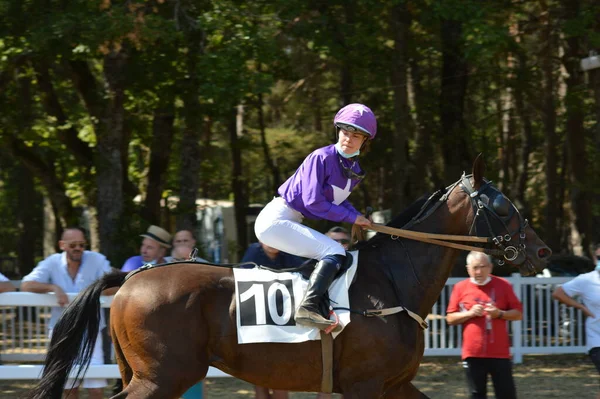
[26,271,128,399]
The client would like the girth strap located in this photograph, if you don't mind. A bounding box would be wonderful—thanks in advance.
[364,306,429,330]
[320,331,334,393]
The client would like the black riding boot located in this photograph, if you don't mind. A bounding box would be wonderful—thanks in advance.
[295,254,345,331]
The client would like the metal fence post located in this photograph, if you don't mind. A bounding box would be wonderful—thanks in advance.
[511,272,523,364]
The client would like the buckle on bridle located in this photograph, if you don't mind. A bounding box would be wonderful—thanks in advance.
[504,246,519,262]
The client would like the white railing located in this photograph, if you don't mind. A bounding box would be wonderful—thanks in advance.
[0,274,587,381]
[0,292,228,379]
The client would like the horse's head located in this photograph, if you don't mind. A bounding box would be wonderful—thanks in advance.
[458,155,552,276]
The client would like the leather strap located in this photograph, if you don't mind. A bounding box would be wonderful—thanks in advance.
[320,331,333,393]
[364,306,428,330]
[368,224,504,257]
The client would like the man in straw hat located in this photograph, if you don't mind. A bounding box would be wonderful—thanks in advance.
[121,225,172,272]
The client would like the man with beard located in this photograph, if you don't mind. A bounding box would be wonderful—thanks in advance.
[21,226,116,399]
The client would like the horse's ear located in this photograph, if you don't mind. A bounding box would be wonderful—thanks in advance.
[472,153,485,189]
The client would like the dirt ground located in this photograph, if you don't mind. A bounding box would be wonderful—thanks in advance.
[1,355,597,398]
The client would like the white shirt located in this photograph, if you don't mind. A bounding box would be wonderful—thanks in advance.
[22,251,112,329]
[0,272,8,282]
[562,271,600,351]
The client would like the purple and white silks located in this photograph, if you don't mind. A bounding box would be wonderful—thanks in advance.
[255,144,362,261]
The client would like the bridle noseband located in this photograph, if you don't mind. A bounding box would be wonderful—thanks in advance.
[459,174,530,268]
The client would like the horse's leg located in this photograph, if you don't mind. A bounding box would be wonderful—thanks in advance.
[109,313,209,398]
[111,325,133,388]
[109,374,206,399]
[381,382,430,399]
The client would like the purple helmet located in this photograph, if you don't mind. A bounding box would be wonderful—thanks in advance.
[333,103,377,139]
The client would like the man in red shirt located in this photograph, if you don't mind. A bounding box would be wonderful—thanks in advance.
[446,251,523,399]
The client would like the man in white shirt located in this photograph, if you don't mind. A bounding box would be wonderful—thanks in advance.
[21,227,116,399]
[553,263,600,399]
[0,272,15,293]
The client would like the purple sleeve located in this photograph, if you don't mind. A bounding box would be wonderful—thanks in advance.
[300,153,359,224]
[121,256,142,272]
[340,200,361,221]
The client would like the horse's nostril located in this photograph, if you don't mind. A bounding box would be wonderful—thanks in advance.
[538,247,552,259]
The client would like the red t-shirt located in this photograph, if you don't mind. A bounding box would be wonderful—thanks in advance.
[446,276,522,359]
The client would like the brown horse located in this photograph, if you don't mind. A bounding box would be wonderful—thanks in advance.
[27,157,551,399]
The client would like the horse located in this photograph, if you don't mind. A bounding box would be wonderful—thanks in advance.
[26,157,552,399]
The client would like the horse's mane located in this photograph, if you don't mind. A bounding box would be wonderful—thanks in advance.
[354,188,446,250]
[385,193,433,229]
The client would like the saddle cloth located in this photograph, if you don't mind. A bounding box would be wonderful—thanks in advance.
[233,250,358,344]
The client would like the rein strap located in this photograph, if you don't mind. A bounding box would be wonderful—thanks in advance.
[368,223,503,257]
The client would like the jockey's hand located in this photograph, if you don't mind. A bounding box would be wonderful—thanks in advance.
[53,285,69,307]
[354,215,372,229]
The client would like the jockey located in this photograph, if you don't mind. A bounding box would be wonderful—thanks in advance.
[254,103,375,332]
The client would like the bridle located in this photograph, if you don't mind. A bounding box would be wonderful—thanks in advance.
[368,174,531,269]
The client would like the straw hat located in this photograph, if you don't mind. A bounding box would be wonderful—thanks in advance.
[140,225,172,248]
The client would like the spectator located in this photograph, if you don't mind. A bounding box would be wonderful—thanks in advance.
[552,247,600,399]
[171,245,208,263]
[20,227,116,399]
[325,226,351,250]
[446,251,522,399]
[0,272,15,293]
[173,229,197,248]
[241,241,307,399]
[241,242,306,269]
[121,225,172,272]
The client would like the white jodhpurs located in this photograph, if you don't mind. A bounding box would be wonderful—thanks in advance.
[254,197,346,261]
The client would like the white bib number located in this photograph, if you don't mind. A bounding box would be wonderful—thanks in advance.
[238,279,296,326]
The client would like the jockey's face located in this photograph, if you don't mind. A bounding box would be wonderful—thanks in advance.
[337,130,367,155]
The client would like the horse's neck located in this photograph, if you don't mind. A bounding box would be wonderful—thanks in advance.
[377,203,473,316]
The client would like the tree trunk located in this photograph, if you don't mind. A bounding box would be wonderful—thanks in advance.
[439,19,471,182]
[15,163,40,276]
[143,99,175,225]
[257,92,281,197]
[512,47,533,213]
[230,105,248,261]
[498,42,516,193]
[13,70,42,275]
[389,3,410,213]
[409,46,434,196]
[95,52,127,261]
[177,110,202,232]
[540,0,561,252]
[563,0,591,257]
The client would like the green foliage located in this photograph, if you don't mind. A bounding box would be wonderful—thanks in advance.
[1,0,600,262]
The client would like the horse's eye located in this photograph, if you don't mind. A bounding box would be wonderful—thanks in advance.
[493,195,510,216]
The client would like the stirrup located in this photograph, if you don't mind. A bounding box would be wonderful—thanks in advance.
[295,308,342,333]
[323,310,341,334]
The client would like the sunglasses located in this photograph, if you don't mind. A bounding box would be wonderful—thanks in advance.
[338,157,366,181]
[335,122,369,136]
[334,238,350,245]
[65,241,87,249]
